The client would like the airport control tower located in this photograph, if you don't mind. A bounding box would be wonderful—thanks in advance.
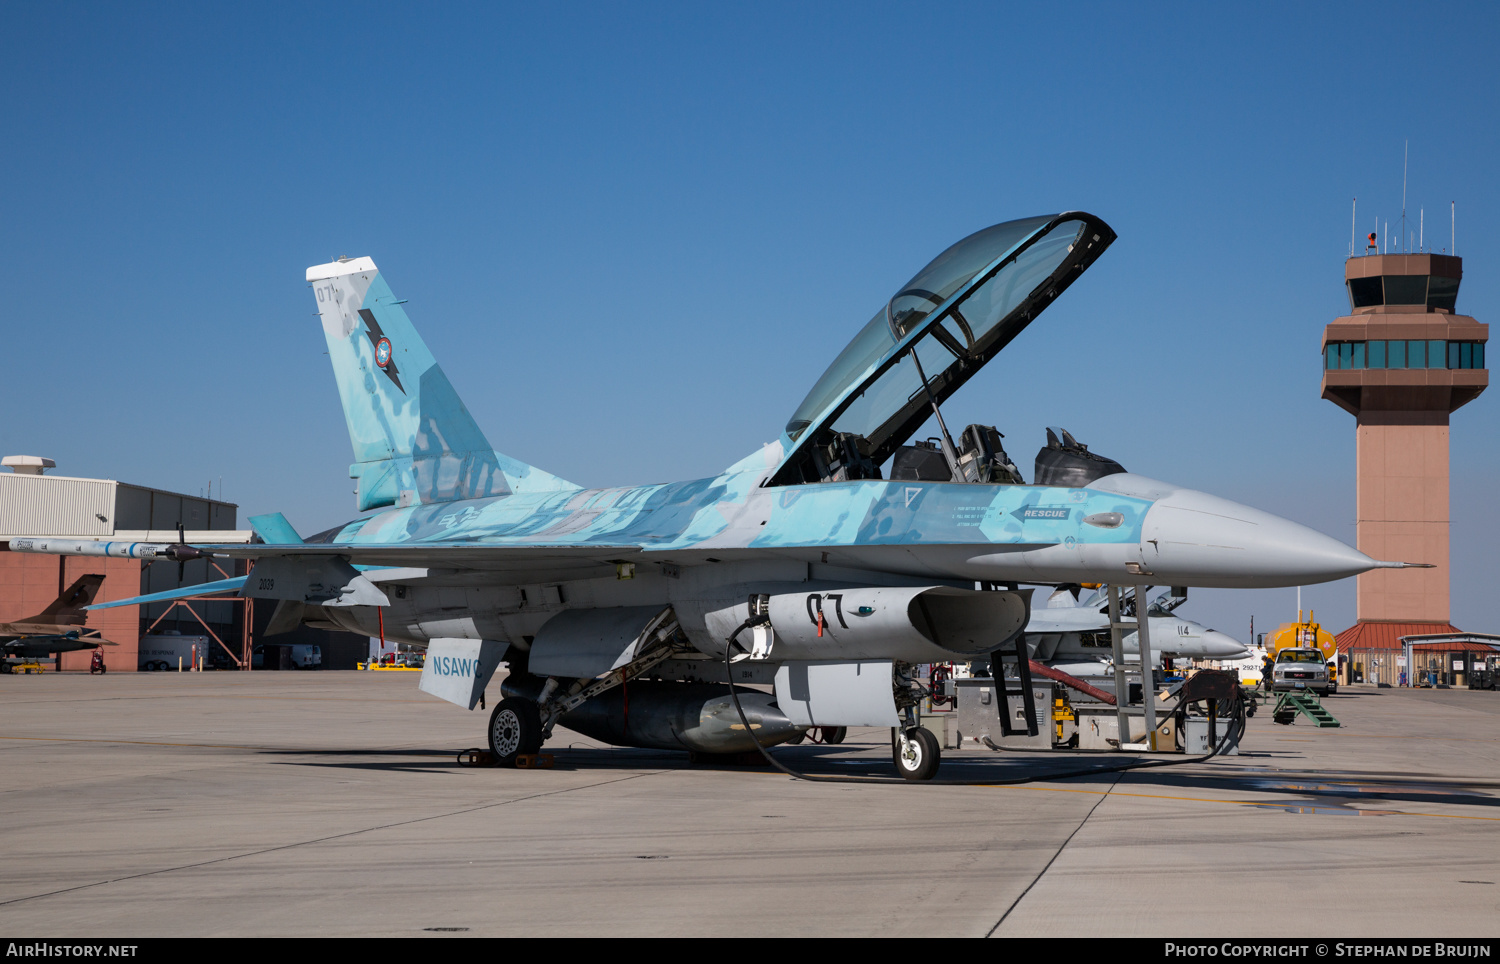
[1322,246,1487,662]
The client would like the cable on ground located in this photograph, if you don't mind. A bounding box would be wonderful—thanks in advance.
[720,614,1246,787]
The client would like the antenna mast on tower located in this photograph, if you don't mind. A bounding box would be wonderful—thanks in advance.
[1401,140,1409,253]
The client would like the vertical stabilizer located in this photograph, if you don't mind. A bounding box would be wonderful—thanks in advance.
[248,513,304,545]
[306,258,578,510]
[29,574,105,627]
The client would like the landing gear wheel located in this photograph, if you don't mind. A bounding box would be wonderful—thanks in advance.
[892,726,940,781]
[784,731,806,745]
[487,698,543,767]
[821,726,847,745]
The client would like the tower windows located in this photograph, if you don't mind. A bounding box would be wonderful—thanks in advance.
[1345,275,1462,312]
[1323,340,1485,371]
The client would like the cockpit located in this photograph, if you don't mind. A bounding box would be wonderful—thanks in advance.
[769,212,1119,488]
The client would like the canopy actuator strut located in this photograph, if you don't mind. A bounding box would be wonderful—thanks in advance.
[907,347,962,480]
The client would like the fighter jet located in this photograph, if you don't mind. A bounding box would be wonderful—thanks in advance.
[0,574,117,666]
[1028,585,1249,663]
[1021,586,1248,684]
[15,212,1417,779]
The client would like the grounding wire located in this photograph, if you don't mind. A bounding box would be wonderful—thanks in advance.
[720,614,1247,787]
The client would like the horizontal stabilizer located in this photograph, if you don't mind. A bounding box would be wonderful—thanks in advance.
[86,576,247,611]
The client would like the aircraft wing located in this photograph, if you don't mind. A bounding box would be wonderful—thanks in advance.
[14,537,1056,584]
[3,634,118,656]
[190,542,1053,579]
[194,542,644,572]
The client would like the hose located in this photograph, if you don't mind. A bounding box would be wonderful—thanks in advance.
[1026,660,1117,705]
[720,615,1249,787]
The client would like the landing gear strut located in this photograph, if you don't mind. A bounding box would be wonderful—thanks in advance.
[891,662,940,780]
[484,607,688,769]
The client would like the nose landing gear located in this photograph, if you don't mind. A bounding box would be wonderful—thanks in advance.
[892,726,941,781]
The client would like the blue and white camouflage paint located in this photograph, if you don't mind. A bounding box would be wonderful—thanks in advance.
[21,214,1410,664]
[309,257,577,511]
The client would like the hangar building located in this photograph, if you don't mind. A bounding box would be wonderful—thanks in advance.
[0,456,246,671]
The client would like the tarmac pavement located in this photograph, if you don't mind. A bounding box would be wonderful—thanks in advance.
[0,673,1496,937]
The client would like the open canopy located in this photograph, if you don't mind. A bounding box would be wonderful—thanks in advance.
[771,212,1116,486]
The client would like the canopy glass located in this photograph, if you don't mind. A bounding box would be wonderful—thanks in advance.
[772,212,1115,485]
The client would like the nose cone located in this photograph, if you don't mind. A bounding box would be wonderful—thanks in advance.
[1147,485,1376,588]
[1131,619,1250,658]
[1092,475,1385,589]
[1200,630,1251,660]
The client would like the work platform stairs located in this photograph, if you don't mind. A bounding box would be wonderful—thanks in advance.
[1272,691,1340,727]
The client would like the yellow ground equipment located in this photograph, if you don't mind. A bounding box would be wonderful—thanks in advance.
[1052,696,1075,744]
[1264,612,1336,661]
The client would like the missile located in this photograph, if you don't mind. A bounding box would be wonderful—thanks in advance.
[7,538,210,562]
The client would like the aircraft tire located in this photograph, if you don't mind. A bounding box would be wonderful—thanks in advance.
[488,698,543,767]
[892,726,940,781]
[784,731,806,745]
[821,726,847,745]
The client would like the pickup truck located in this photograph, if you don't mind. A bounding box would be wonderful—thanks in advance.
[1271,647,1330,696]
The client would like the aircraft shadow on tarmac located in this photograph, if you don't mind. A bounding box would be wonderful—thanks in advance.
[252,742,1500,805]
[256,742,1188,782]
[260,747,475,776]
[245,738,1500,812]
[1088,765,1500,815]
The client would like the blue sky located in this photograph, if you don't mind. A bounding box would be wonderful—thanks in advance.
[3,2,1497,640]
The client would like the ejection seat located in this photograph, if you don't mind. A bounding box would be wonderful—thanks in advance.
[890,424,1024,484]
[1032,427,1126,487]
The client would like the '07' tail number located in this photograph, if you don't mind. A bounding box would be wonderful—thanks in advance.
[805,593,848,629]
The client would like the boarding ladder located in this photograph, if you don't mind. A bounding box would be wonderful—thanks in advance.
[1272,691,1340,727]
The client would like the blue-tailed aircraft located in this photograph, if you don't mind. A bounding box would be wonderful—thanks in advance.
[15,212,1419,778]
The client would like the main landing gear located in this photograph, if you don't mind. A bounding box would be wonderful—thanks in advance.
[487,698,543,766]
[485,606,685,768]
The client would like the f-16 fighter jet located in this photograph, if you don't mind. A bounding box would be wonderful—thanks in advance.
[16,212,1419,778]
[0,574,117,667]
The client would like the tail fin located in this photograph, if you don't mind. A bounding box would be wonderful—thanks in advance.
[306,258,578,511]
[248,513,303,545]
[31,574,105,627]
